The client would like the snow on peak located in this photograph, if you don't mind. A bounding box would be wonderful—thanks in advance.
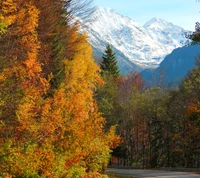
[143,17,190,51]
[144,17,169,28]
[79,7,191,69]
[91,7,140,31]
[143,17,184,31]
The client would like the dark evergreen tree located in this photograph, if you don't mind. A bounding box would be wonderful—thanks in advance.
[100,44,119,77]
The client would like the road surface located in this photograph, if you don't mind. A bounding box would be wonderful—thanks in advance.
[106,168,200,178]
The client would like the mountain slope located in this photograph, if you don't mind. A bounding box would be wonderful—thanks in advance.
[79,7,190,72]
[141,45,200,86]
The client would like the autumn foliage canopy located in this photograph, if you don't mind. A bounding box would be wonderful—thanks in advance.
[0,0,121,177]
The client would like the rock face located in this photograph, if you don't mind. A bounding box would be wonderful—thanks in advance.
[79,7,190,74]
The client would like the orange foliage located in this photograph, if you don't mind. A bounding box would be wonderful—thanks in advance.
[0,0,17,28]
[186,99,200,116]
[0,1,120,177]
[0,1,49,176]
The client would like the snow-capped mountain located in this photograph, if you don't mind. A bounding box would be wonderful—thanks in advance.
[79,7,191,72]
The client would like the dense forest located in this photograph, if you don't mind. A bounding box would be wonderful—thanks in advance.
[0,0,200,177]
[98,36,200,168]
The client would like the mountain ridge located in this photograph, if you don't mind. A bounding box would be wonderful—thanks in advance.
[141,45,200,86]
[78,7,191,74]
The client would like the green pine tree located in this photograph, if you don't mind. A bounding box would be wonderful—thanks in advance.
[100,44,119,77]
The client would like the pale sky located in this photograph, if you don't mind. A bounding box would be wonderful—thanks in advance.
[92,0,200,31]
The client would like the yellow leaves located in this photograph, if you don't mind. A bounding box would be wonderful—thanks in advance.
[0,0,17,27]
[0,71,6,82]
[12,2,48,96]
[24,52,42,78]
[1,0,16,15]
[0,1,118,176]
[0,120,5,129]
[26,4,40,30]
[62,31,105,133]
[64,40,103,94]
[4,174,13,178]
[107,126,123,149]
[16,96,40,135]
[64,29,103,90]
[17,3,39,34]
[57,29,122,175]
[49,30,119,176]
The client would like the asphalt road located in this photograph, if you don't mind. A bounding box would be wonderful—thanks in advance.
[106,168,200,178]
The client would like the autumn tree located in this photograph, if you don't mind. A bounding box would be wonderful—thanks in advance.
[34,0,95,90]
[0,0,17,36]
[0,0,120,177]
[116,72,146,166]
[165,66,200,168]
[30,30,121,177]
[57,33,120,176]
[179,67,200,167]
[0,1,51,177]
[97,71,146,166]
